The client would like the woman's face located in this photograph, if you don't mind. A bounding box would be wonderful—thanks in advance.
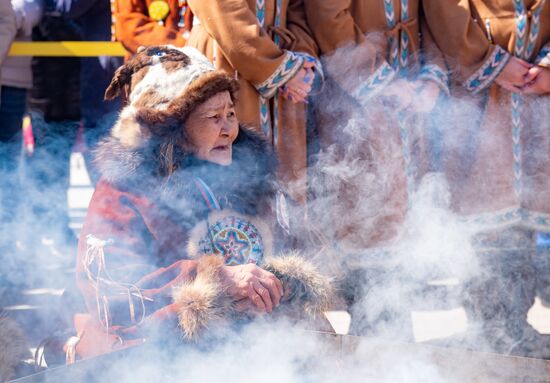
[184,91,239,166]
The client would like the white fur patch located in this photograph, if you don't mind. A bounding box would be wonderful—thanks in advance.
[129,47,216,111]
[110,106,149,148]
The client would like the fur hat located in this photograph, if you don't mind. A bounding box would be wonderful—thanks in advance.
[104,45,239,151]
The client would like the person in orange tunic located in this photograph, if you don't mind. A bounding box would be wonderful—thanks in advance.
[113,0,193,54]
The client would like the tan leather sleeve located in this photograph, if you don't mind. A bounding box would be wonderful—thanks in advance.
[303,0,365,55]
[188,0,303,95]
[417,7,450,94]
[286,0,319,57]
[422,0,510,93]
[304,0,396,104]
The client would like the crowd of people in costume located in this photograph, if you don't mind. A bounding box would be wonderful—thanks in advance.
[0,0,549,379]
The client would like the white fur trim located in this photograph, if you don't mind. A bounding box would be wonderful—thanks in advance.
[128,46,216,110]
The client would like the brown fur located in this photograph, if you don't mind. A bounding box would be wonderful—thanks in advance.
[163,59,188,73]
[263,252,334,319]
[172,252,334,341]
[173,256,231,341]
[104,46,191,101]
[167,71,239,120]
[133,88,171,110]
[0,316,29,381]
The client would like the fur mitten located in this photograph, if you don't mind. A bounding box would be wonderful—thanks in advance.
[263,251,333,319]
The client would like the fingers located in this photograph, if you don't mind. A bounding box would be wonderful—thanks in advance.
[281,85,308,103]
[514,57,533,69]
[303,60,315,70]
[522,82,542,95]
[259,273,282,307]
[281,87,308,104]
[524,66,542,84]
[222,264,284,313]
[499,81,523,93]
[252,280,273,312]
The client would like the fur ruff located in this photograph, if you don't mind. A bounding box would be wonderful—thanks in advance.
[263,252,334,319]
[93,123,277,220]
[172,252,333,341]
[172,256,230,341]
[0,316,29,381]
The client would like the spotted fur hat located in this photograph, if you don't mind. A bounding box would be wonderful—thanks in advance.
[104,45,239,149]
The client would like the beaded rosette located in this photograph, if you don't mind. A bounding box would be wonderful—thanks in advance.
[188,209,273,266]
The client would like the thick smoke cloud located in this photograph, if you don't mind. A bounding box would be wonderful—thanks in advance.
[1,34,550,382]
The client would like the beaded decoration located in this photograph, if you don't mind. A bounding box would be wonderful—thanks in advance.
[511,0,546,198]
[193,177,266,265]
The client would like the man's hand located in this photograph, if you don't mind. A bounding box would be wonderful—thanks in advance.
[280,60,315,103]
[220,264,283,313]
[495,56,532,93]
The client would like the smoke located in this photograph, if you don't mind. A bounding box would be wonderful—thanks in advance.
[299,32,550,362]
[1,33,550,382]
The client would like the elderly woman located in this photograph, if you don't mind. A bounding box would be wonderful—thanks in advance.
[69,46,331,360]
[186,0,320,204]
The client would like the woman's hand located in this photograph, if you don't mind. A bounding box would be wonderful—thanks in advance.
[219,263,283,313]
[280,60,315,103]
[523,65,550,95]
[495,56,532,93]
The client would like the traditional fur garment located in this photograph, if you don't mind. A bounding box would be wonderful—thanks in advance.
[76,46,333,348]
[173,252,333,341]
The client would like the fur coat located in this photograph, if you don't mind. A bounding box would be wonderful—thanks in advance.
[74,123,332,358]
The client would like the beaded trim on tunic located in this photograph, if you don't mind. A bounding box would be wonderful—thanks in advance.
[353,61,396,105]
[256,51,303,100]
[461,207,550,232]
[418,64,450,95]
[510,0,546,199]
[464,45,510,93]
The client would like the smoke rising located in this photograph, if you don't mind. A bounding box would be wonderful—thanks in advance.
[1,35,550,382]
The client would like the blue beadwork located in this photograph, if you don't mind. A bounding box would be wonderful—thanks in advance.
[464,46,510,93]
[199,216,264,266]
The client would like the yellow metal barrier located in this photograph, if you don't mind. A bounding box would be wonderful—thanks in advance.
[8,41,126,57]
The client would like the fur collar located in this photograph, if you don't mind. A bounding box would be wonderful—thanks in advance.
[94,124,277,217]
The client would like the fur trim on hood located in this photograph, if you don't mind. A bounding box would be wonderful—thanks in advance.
[0,316,30,381]
[172,252,334,341]
[102,45,239,177]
